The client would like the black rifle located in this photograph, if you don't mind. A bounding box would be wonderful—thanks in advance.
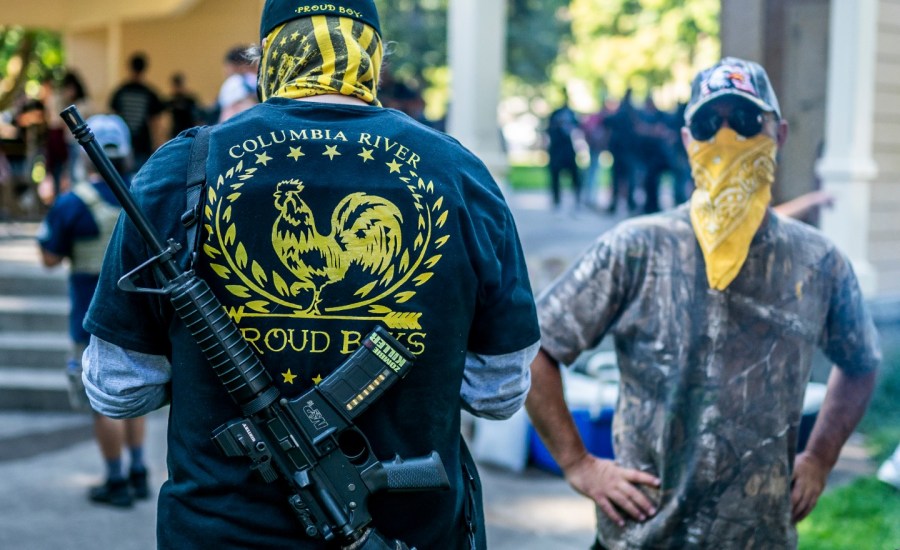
[62,106,449,549]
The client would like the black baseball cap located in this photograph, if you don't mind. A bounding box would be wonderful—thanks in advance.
[684,57,781,124]
[260,1,381,40]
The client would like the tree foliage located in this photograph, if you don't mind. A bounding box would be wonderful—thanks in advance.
[507,0,571,84]
[0,26,64,111]
[375,0,718,111]
[560,0,720,106]
[375,0,568,88]
[376,0,448,83]
[0,2,719,115]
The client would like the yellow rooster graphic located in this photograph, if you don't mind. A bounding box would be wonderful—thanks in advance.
[272,179,405,314]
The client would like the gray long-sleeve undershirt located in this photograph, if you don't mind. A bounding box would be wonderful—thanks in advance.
[83,336,539,420]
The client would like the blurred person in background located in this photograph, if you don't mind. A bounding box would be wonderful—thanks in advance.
[110,52,165,171]
[603,89,639,214]
[216,45,259,123]
[581,92,614,210]
[37,114,149,508]
[59,71,94,187]
[546,89,583,213]
[39,70,96,197]
[166,72,202,138]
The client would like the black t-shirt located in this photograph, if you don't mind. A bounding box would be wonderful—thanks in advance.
[85,98,539,549]
[547,106,578,157]
[110,81,165,156]
[167,92,200,138]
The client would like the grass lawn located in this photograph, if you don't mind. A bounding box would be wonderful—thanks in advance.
[798,477,900,549]
[859,346,900,463]
[505,159,628,201]
[507,163,549,191]
[507,161,612,192]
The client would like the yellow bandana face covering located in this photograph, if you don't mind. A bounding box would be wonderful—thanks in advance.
[688,127,777,290]
[259,15,382,106]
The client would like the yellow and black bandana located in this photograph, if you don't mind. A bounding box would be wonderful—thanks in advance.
[688,127,777,291]
[259,16,382,106]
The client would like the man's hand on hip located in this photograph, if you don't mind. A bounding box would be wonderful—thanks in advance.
[791,451,830,523]
[564,454,660,527]
[792,368,877,523]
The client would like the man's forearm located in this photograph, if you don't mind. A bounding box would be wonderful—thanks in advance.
[803,367,877,469]
[38,247,64,268]
[525,348,588,471]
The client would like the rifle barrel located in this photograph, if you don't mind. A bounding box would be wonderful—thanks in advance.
[60,105,180,281]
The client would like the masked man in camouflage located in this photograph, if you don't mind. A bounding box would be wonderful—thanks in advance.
[526,57,881,549]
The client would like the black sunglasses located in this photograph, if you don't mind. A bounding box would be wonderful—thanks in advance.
[689,105,765,141]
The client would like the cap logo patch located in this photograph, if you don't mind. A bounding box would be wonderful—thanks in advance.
[702,65,757,97]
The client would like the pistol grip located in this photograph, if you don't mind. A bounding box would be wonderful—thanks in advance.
[364,451,451,493]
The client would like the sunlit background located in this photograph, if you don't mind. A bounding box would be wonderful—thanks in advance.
[0,2,897,548]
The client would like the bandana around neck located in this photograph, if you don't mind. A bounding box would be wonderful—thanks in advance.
[688,127,777,290]
[259,15,382,106]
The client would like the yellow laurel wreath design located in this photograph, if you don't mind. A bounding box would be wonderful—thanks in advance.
[203,159,448,327]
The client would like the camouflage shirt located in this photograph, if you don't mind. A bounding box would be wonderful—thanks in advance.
[537,205,881,550]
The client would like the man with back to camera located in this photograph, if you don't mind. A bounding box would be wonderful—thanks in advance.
[37,114,150,508]
[525,57,881,549]
[110,52,165,171]
[80,1,540,548]
[546,90,583,212]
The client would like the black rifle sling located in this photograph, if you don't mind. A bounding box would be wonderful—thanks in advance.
[461,442,485,550]
[180,125,212,269]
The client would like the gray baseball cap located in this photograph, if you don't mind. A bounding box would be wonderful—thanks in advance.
[684,57,781,124]
[87,114,132,159]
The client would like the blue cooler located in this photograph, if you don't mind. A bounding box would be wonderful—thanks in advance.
[528,407,615,475]
[528,364,618,475]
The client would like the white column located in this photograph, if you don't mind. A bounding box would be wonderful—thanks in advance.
[816,0,879,295]
[447,0,508,183]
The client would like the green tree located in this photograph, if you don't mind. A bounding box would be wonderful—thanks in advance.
[376,0,448,84]
[375,0,718,112]
[507,0,572,84]
[559,0,720,107]
[375,0,569,89]
[0,26,64,111]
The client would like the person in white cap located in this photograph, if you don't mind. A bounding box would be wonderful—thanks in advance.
[215,45,259,123]
[527,57,881,550]
[37,113,150,508]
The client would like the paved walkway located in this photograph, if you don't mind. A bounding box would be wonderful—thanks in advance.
[0,190,608,550]
[0,190,880,549]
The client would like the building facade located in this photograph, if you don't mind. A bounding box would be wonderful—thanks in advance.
[0,0,264,110]
[722,0,900,298]
[0,0,508,181]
